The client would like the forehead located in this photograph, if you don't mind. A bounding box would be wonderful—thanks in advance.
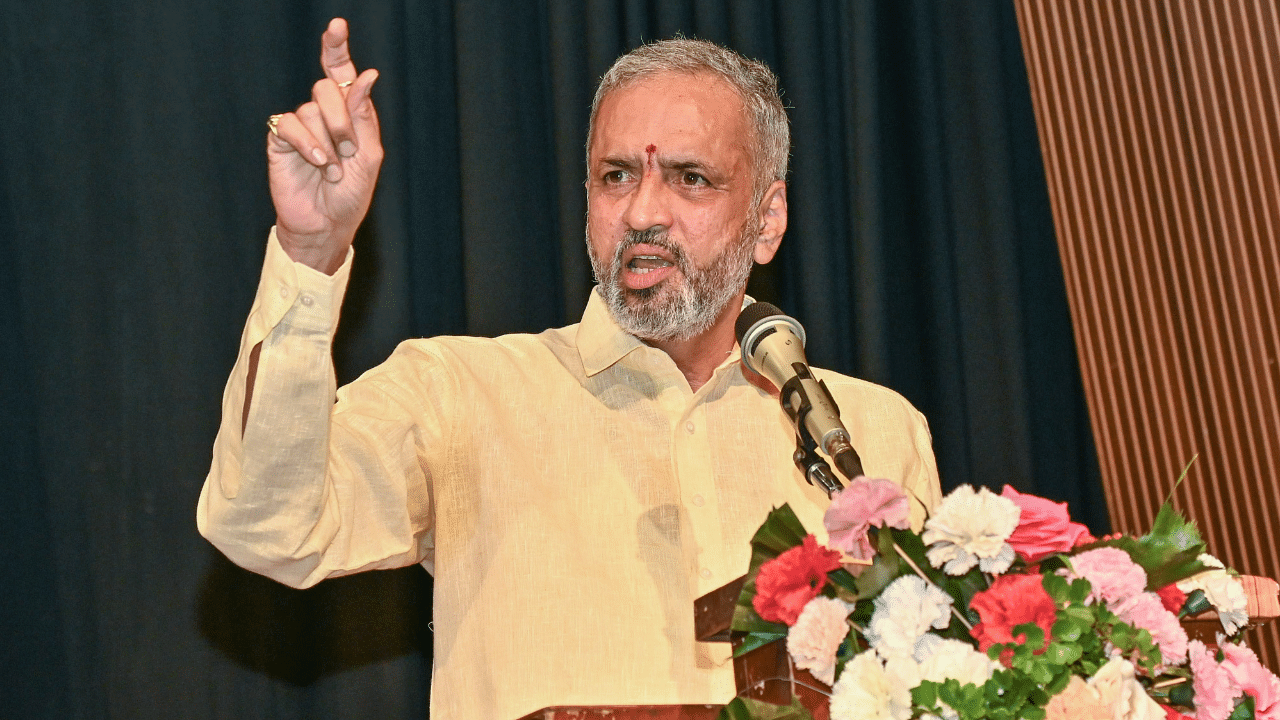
[590,72,753,163]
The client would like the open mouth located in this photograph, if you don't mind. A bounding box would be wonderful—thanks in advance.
[621,243,679,289]
[627,255,674,274]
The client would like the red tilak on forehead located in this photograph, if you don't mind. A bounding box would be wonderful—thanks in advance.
[645,144,657,168]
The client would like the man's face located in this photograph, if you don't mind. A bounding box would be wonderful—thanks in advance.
[586,72,783,342]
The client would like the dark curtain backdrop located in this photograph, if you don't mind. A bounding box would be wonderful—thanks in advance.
[1,1,1105,717]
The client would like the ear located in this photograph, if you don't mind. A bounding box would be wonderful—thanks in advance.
[753,180,787,264]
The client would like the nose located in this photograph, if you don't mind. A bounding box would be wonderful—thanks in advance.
[622,171,672,231]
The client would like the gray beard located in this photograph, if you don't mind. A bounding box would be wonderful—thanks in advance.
[588,221,756,342]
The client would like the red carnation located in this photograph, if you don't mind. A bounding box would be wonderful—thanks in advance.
[970,573,1058,663]
[752,534,843,626]
[1156,584,1188,614]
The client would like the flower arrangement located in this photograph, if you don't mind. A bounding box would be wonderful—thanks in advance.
[720,474,1276,720]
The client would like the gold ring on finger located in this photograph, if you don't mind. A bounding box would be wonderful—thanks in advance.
[267,114,284,136]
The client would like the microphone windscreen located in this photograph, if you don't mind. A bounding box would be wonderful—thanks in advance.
[735,301,785,344]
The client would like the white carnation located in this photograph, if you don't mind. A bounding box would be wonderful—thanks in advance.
[1177,553,1249,634]
[1088,656,1166,720]
[830,650,916,720]
[922,485,1021,575]
[909,636,1000,720]
[865,575,953,658]
[916,636,1000,687]
[787,596,853,685]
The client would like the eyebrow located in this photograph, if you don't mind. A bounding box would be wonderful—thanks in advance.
[598,154,718,173]
[599,156,640,170]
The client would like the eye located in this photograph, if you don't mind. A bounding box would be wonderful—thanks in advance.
[680,171,710,187]
[602,169,631,184]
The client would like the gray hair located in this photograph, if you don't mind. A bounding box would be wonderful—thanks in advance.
[587,38,790,197]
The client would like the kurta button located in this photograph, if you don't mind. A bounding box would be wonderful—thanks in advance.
[700,568,712,579]
[279,286,288,298]
[300,295,314,306]
[685,421,695,434]
[692,494,705,507]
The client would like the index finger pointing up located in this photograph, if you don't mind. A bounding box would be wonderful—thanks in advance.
[320,18,358,86]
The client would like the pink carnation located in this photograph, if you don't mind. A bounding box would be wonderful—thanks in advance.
[1221,642,1280,720]
[1189,640,1236,720]
[1000,485,1095,561]
[1064,547,1147,606]
[823,477,910,560]
[1114,591,1188,667]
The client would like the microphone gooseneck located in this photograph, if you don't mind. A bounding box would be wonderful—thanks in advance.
[736,302,865,495]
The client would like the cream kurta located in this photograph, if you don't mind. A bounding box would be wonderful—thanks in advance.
[199,230,942,720]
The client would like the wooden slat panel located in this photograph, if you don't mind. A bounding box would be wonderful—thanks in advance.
[1014,0,1280,669]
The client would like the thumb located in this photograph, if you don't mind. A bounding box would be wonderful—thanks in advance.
[347,68,380,137]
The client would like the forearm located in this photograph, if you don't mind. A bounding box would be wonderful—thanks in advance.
[198,230,432,588]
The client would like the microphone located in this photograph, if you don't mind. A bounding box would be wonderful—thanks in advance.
[735,302,865,487]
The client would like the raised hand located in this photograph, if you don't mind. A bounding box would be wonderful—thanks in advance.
[266,18,382,274]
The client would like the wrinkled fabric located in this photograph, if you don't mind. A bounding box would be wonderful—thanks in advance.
[199,229,942,720]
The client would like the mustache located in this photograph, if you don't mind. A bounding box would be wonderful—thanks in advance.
[613,228,691,272]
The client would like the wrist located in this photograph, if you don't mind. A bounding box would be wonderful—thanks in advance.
[275,226,352,275]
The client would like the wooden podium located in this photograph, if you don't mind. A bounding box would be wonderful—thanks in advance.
[517,574,1280,720]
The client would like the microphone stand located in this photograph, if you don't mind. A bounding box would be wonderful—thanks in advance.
[779,376,865,498]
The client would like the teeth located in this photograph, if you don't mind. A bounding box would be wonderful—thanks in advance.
[628,254,675,272]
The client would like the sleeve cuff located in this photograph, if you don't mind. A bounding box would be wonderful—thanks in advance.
[250,227,354,336]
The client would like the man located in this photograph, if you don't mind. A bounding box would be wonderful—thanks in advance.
[199,18,941,720]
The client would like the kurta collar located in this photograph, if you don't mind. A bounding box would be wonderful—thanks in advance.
[577,288,647,377]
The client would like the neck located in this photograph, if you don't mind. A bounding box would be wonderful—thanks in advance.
[645,289,745,392]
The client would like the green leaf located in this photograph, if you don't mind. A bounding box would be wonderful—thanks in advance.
[855,529,905,598]
[1043,642,1083,665]
[1041,573,1071,603]
[1045,670,1072,696]
[1061,604,1094,623]
[942,566,987,611]
[1052,618,1084,643]
[828,566,859,597]
[912,681,940,709]
[849,597,875,627]
[1168,681,1195,707]
[731,604,788,635]
[749,504,810,555]
[1013,622,1046,651]
[1111,623,1136,647]
[1067,578,1093,605]
[1228,694,1257,720]
[1148,499,1203,550]
[731,630,788,658]
[732,505,812,634]
[889,526,942,581]
[717,697,814,720]
[1145,547,1212,590]
[1081,472,1215,589]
